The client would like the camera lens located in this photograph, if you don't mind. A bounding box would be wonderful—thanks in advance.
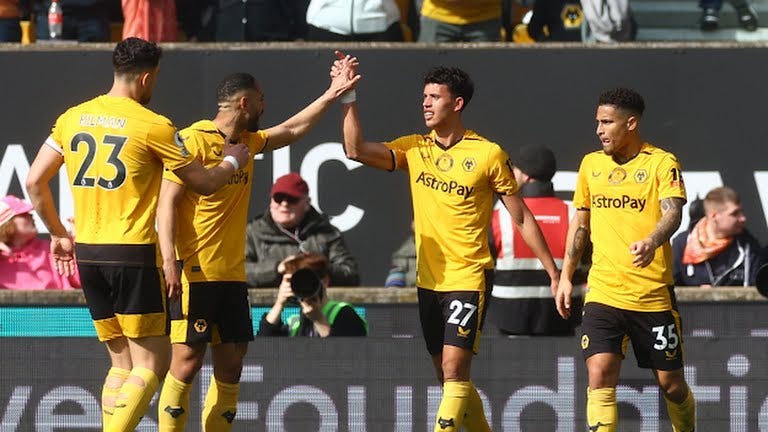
[290,268,322,299]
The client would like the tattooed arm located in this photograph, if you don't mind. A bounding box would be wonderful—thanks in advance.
[556,209,591,319]
[629,197,685,268]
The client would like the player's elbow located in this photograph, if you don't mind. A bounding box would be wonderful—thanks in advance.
[182,176,218,196]
[25,176,44,200]
[343,141,361,161]
[345,149,362,162]
[188,183,217,196]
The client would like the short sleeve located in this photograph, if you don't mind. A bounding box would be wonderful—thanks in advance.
[148,123,195,173]
[44,113,67,155]
[250,130,269,154]
[487,144,518,195]
[656,154,687,202]
[572,156,591,210]
[161,127,202,184]
[385,134,420,170]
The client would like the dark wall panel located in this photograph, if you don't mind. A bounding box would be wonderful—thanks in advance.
[2,46,766,285]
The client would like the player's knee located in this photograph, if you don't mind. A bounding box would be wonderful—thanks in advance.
[213,360,244,383]
[660,380,688,402]
[173,356,205,382]
[441,361,470,381]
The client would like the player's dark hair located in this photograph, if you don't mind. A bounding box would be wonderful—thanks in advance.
[112,37,162,76]
[217,73,258,102]
[424,66,474,110]
[598,87,645,117]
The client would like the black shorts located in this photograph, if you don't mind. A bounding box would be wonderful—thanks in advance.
[168,281,254,345]
[418,270,493,356]
[78,263,167,341]
[580,301,685,370]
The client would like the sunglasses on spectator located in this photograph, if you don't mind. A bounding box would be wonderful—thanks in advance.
[272,193,302,205]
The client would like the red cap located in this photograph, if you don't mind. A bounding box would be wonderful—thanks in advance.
[271,173,309,198]
[0,195,34,226]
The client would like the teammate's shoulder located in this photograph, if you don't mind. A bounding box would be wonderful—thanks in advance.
[61,95,104,116]
[581,149,606,162]
[179,119,219,136]
[463,129,495,144]
[152,112,175,128]
[388,133,426,145]
[463,130,505,156]
[403,133,427,140]
[114,97,175,129]
[641,142,680,161]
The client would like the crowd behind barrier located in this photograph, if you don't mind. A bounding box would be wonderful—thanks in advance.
[8,0,761,45]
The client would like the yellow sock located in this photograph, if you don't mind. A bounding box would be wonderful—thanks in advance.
[158,373,193,432]
[202,378,240,432]
[434,381,471,432]
[102,367,130,432]
[586,387,617,432]
[463,382,491,432]
[107,367,160,432]
[665,387,696,432]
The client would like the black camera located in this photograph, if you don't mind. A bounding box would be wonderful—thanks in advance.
[290,268,323,300]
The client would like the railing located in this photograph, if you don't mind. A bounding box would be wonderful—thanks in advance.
[0,286,764,305]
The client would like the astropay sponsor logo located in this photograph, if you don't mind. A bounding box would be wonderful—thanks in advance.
[415,171,474,199]
[591,194,647,212]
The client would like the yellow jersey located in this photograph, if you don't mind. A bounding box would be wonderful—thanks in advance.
[386,130,518,292]
[573,142,686,311]
[46,95,194,265]
[163,120,268,283]
[421,0,501,25]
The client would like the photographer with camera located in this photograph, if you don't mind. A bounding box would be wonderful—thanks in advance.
[258,253,367,337]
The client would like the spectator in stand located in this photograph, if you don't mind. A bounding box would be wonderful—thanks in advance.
[0,0,21,42]
[486,145,583,336]
[0,195,80,289]
[33,0,111,42]
[700,0,758,31]
[246,173,360,288]
[257,253,367,337]
[580,0,636,42]
[524,0,583,42]
[305,0,404,41]
[672,186,761,287]
[177,0,309,41]
[418,0,501,42]
[121,0,177,42]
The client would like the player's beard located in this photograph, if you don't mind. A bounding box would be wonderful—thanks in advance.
[246,115,260,132]
[139,91,152,105]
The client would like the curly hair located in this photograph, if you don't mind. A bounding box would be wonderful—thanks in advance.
[424,66,474,110]
[216,73,258,103]
[598,87,645,117]
[112,37,162,76]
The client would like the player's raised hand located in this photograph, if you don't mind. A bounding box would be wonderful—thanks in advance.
[50,234,76,277]
[329,50,361,99]
[331,50,359,78]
